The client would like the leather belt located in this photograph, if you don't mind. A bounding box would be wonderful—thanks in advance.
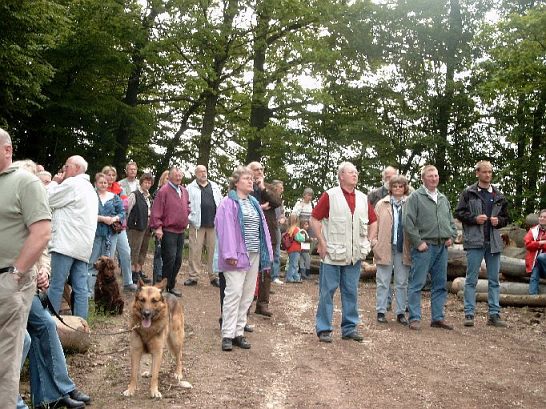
[425,239,448,246]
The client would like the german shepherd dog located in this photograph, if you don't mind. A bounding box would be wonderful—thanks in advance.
[123,279,185,398]
[94,256,124,315]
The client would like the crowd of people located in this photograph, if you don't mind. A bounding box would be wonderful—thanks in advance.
[2,125,546,406]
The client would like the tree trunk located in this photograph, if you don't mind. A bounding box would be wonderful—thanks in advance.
[54,315,91,353]
[456,291,546,307]
[451,277,544,295]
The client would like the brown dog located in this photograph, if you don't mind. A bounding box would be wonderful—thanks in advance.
[94,256,124,315]
[123,279,185,398]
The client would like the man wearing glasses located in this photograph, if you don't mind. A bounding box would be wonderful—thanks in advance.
[455,160,509,328]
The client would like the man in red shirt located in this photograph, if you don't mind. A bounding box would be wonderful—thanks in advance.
[310,162,377,343]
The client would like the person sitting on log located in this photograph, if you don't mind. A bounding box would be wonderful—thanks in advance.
[524,209,546,295]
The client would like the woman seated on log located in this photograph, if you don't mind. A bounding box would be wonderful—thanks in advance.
[524,209,546,295]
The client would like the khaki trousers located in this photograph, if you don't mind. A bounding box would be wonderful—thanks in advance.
[0,267,37,408]
[188,226,216,281]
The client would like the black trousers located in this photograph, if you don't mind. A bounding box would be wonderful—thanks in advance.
[161,230,184,291]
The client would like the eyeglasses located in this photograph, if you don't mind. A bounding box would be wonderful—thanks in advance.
[391,184,405,189]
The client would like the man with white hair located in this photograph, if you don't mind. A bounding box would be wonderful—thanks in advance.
[47,155,98,320]
[0,128,51,407]
[185,165,223,287]
[150,166,191,297]
[368,166,398,207]
[310,162,377,343]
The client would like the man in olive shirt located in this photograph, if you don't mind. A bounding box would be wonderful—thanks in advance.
[0,128,51,408]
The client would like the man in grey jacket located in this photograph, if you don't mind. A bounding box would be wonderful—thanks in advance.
[404,165,456,331]
[455,161,509,328]
[47,155,98,320]
[185,165,222,287]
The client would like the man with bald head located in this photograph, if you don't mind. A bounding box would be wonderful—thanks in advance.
[47,155,98,320]
[185,165,222,287]
[0,128,51,407]
[150,166,191,297]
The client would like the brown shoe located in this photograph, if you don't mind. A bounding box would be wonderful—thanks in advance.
[431,320,454,330]
[409,320,421,330]
[255,303,272,317]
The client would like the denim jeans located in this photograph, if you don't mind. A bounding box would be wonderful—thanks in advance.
[49,252,89,320]
[87,235,110,297]
[464,245,501,316]
[17,332,32,409]
[286,251,301,282]
[315,261,361,336]
[271,228,281,281]
[407,244,448,322]
[529,253,546,295]
[376,248,409,315]
[27,296,76,406]
[299,251,311,270]
[161,231,184,291]
[110,229,134,286]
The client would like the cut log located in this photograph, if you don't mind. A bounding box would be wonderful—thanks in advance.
[451,277,544,295]
[498,255,527,278]
[53,315,91,353]
[456,290,546,307]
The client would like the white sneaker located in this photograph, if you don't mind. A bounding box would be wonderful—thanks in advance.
[273,278,284,285]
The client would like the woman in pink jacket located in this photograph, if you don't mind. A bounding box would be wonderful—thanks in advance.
[215,166,273,352]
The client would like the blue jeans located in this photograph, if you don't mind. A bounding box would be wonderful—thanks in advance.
[27,296,76,406]
[315,261,361,336]
[110,230,134,286]
[271,228,281,281]
[17,332,32,409]
[286,252,301,282]
[408,244,448,322]
[529,253,546,295]
[87,235,111,297]
[49,252,89,320]
[376,248,409,315]
[464,245,501,316]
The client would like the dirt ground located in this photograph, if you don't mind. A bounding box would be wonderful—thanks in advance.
[29,260,546,409]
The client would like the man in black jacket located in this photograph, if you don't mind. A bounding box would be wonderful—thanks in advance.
[455,161,509,328]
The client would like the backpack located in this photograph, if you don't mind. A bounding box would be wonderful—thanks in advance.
[280,231,294,251]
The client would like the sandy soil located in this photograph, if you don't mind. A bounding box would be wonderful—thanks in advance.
[30,261,546,409]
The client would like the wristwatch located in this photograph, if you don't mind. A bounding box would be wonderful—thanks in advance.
[8,266,20,274]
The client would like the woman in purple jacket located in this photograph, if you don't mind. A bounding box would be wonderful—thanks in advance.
[215,166,273,351]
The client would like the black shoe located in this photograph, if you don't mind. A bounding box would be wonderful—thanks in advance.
[397,314,409,326]
[222,337,233,351]
[37,396,85,409]
[487,314,507,328]
[464,315,475,327]
[184,278,198,286]
[210,277,220,288]
[168,288,182,297]
[139,271,152,284]
[377,313,388,324]
[68,389,91,405]
[318,331,332,343]
[342,331,364,342]
[233,335,251,349]
[244,324,254,333]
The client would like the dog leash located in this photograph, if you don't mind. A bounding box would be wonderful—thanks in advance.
[40,292,139,336]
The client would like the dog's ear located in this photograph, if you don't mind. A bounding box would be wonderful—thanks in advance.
[106,257,116,270]
[155,278,168,292]
[137,278,146,289]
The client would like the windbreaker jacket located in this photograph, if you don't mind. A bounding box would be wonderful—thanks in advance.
[524,225,546,273]
[454,183,509,253]
[48,174,98,262]
[187,179,223,229]
[215,193,273,272]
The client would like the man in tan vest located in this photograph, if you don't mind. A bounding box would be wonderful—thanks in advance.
[310,162,377,343]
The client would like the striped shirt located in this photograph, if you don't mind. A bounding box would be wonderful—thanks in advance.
[241,198,260,252]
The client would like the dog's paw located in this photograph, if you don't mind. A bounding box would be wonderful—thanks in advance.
[123,388,135,397]
[150,389,162,399]
[179,380,193,389]
[141,371,151,378]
